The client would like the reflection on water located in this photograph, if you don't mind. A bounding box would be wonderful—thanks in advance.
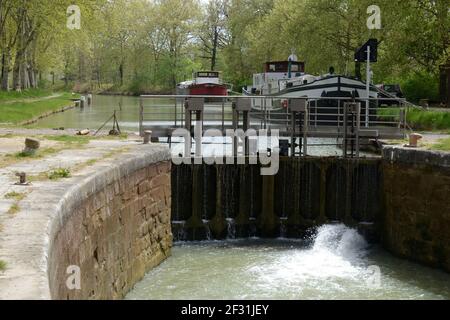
[28,95,142,131]
[126,225,450,300]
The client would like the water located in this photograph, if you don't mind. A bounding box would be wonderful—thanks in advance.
[126,224,450,300]
[28,95,143,131]
[29,95,371,157]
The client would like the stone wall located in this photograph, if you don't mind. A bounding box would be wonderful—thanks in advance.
[46,147,172,300]
[49,159,172,299]
[382,147,450,272]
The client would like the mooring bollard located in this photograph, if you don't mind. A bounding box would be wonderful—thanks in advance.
[143,130,152,144]
[15,172,27,185]
[408,133,423,148]
[87,94,93,106]
[24,138,40,155]
[80,96,86,108]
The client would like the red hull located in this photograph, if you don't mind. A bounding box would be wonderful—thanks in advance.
[189,83,228,96]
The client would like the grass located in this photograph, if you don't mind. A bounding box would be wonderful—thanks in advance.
[0,91,79,125]
[428,137,450,151]
[48,168,71,180]
[0,260,6,272]
[0,88,53,102]
[7,203,20,215]
[4,192,26,201]
[0,147,62,169]
[378,107,450,131]
[407,108,450,131]
[14,147,59,159]
[43,135,91,145]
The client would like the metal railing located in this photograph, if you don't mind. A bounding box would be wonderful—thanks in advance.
[139,95,407,141]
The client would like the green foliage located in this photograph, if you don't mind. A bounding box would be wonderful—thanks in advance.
[0,260,6,272]
[7,203,20,215]
[4,192,26,201]
[399,72,440,103]
[430,138,450,151]
[48,168,71,180]
[378,107,450,131]
[0,0,446,100]
[407,108,450,131]
[43,135,91,145]
[0,92,77,124]
[0,89,53,101]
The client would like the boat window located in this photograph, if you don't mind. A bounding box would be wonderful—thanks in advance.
[197,72,219,78]
[291,64,299,72]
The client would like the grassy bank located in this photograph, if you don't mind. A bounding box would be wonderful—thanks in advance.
[0,91,79,125]
[378,107,450,131]
[0,88,54,101]
[429,138,450,151]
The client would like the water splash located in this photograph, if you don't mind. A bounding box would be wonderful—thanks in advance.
[226,218,236,239]
[248,224,370,296]
[279,217,288,239]
[172,221,187,242]
[203,220,212,241]
[312,224,369,261]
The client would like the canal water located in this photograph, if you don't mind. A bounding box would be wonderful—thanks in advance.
[30,96,450,299]
[28,95,143,131]
[126,224,450,300]
[28,94,367,157]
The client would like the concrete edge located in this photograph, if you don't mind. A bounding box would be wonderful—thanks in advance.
[382,145,450,168]
[0,144,170,300]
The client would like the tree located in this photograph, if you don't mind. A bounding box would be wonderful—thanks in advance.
[198,0,228,71]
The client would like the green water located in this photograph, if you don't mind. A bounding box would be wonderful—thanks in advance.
[28,94,231,132]
[126,225,450,300]
[28,95,179,131]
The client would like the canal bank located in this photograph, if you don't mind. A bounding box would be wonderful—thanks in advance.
[0,143,172,299]
[0,142,449,299]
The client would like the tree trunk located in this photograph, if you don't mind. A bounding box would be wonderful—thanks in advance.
[119,62,124,86]
[211,27,219,71]
[1,50,10,90]
[12,50,22,90]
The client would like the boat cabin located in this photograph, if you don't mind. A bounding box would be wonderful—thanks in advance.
[264,61,305,74]
[195,71,221,85]
[247,60,306,95]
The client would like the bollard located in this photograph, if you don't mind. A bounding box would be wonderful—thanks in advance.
[87,94,93,106]
[143,130,152,144]
[15,172,27,185]
[80,96,86,108]
[408,133,423,148]
[24,138,40,155]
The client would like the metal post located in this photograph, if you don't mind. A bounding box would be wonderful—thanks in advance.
[355,103,361,158]
[291,111,296,157]
[343,103,348,158]
[366,46,371,127]
[232,107,239,157]
[174,98,178,127]
[222,98,225,133]
[304,104,309,157]
[139,97,144,137]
